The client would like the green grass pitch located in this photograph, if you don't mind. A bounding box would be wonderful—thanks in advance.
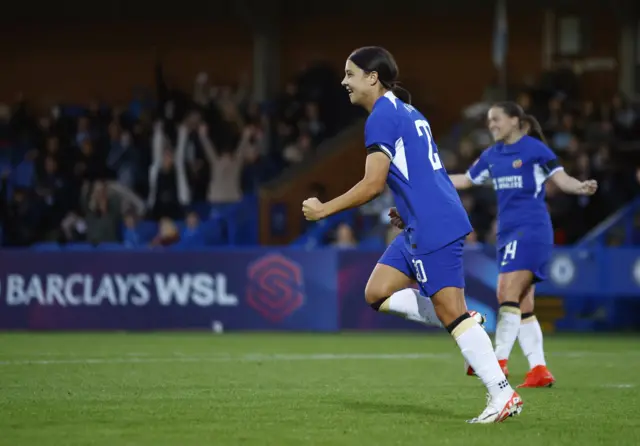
[2,333,640,445]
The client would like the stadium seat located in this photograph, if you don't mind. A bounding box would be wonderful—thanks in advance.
[136,221,159,244]
[31,242,62,251]
[64,243,94,251]
[98,242,126,251]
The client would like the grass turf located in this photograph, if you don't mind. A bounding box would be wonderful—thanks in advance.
[1,333,640,445]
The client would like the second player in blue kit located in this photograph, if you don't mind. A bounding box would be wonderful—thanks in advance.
[466,129,564,282]
[302,46,523,423]
[449,102,598,387]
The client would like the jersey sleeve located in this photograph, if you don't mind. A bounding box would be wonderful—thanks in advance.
[364,109,398,159]
[537,143,564,179]
[465,150,492,185]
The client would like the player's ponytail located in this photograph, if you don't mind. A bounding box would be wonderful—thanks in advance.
[390,82,412,104]
[493,101,549,146]
[521,114,548,145]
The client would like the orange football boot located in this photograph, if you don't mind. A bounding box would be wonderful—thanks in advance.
[499,359,509,377]
[517,365,555,388]
[467,359,509,378]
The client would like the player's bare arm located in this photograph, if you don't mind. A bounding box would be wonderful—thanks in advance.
[448,174,474,190]
[302,152,390,221]
[548,169,598,196]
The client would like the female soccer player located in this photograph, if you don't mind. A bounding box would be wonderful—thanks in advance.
[449,102,597,388]
[302,46,523,423]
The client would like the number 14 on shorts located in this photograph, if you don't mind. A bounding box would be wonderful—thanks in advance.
[412,259,428,283]
[502,240,518,266]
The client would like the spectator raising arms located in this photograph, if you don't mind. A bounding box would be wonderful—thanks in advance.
[148,121,191,219]
[198,123,251,204]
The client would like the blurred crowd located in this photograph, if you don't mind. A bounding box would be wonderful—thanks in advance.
[3,60,639,250]
[325,73,640,249]
[0,60,354,247]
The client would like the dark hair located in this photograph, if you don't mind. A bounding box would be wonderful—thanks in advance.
[348,46,411,104]
[493,101,547,145]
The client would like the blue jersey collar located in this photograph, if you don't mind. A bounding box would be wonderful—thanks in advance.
[498,138,523,154]
[372,91,398,111]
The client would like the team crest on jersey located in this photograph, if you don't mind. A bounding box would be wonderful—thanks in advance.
[512,159,523,169]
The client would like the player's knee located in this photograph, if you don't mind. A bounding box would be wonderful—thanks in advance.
[496,283,522,304]
[520,299,535,314]
[497,290,514,304]
[364,282,393,308]
[364,285,382,307]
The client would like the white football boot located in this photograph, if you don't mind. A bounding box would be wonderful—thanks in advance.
[467,390,523,424]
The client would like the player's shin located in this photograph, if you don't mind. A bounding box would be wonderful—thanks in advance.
[518,313,546,368]
[448,313,512,399]
[371,288,442,327]
[494,302,521,361]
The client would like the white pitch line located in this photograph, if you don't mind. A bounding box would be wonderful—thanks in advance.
[0,352,453,366]
[601,384,636,389]
[1,350,639,366]
[549,351,640,357]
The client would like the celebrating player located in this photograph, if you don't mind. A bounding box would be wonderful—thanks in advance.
[302,47,523,423]
[448,102,597,387]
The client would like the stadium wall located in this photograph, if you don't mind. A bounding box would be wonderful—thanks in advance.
[1,246,638,332]
[1,8,619,129]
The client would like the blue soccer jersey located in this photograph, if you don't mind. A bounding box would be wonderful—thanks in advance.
[466,135,563,248]
[365,92,472,254]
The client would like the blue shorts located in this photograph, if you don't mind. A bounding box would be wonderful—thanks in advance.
[378,234,465,297]
[497,240,552,283]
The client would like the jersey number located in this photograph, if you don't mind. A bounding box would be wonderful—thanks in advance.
[414,120,443,171]
[412,259,428,283]
[501,241,518,266]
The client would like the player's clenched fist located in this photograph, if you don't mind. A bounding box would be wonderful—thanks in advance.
[388,207,405,229]
[302,197,326,221]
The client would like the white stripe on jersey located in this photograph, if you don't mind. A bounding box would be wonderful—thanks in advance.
[393,137,409,180]
[534,164,565,197]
